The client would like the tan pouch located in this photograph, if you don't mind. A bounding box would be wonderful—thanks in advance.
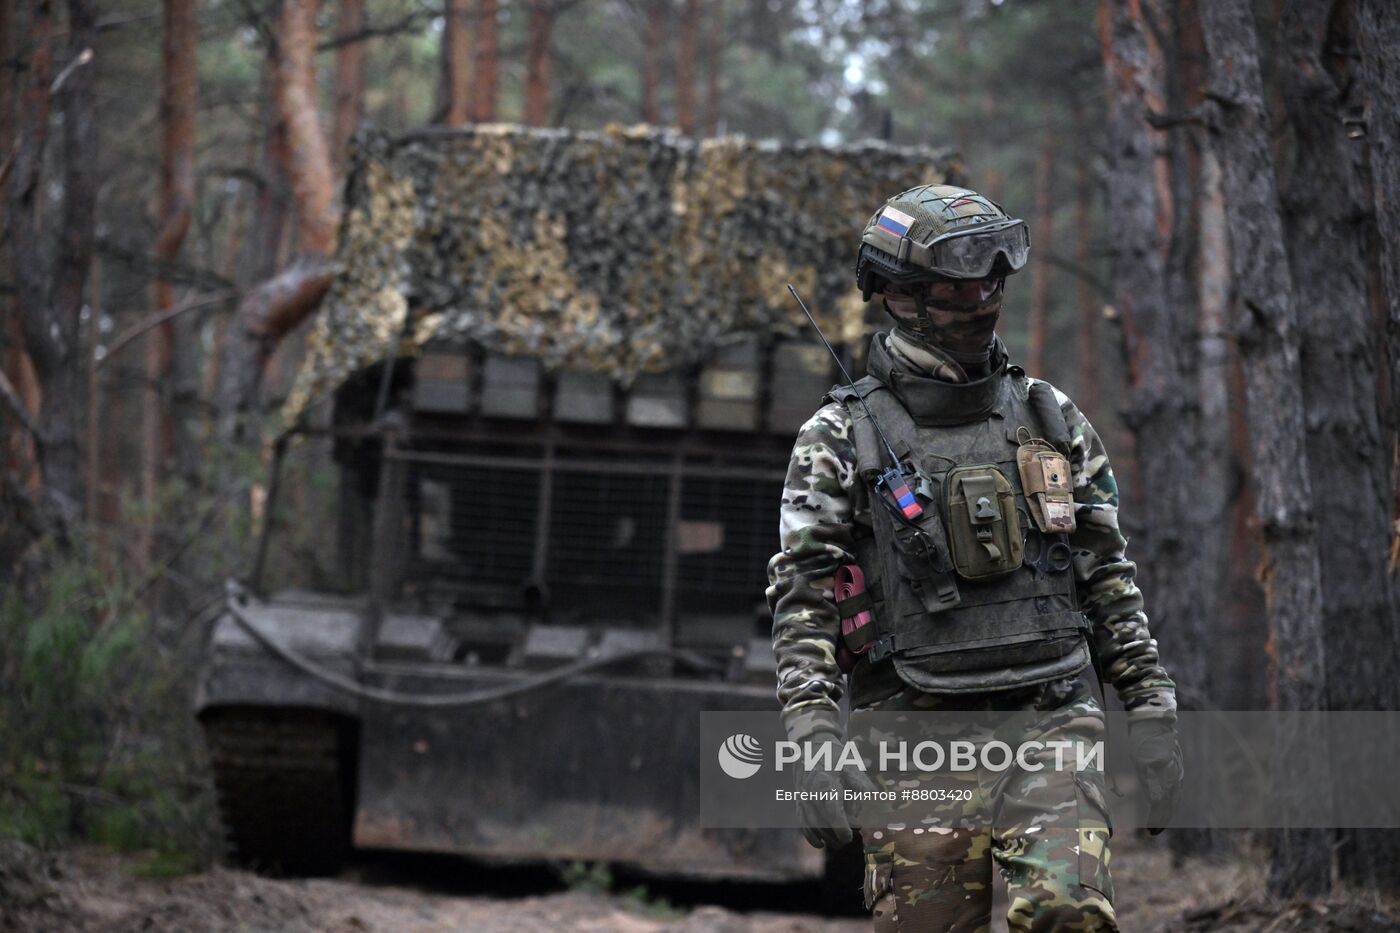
[945,464,1022,580]
[1016,429,1076,535]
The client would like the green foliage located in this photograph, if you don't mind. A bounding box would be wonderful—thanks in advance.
[557,859,614,894]
[0,532,219,863]
[619,884,683,920]
[133,848,204,879]
[553,861,681,917]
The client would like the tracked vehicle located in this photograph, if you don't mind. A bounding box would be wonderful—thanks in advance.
[195,124,962,887]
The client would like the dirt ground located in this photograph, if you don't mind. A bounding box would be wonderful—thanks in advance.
[3,836,1399,933]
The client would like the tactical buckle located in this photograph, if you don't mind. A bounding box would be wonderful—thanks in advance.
[910,529,936,563]
[866,634,897,664]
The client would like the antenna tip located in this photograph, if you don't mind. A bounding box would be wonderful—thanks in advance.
[786,283,798,295]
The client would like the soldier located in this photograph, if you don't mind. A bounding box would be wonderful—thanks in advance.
[766,185,1183,932]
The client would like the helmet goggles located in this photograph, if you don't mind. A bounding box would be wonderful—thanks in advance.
[910,219,1030,280]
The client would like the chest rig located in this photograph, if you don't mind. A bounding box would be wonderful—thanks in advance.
[827,336,1091,695]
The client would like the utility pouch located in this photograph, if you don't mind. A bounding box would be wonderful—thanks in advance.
[890,517,961,616]
[946,464,1023,580]
[867,470,962,624]
[1016,429,1076,535]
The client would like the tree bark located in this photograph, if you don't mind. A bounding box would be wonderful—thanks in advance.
[2,323,41,494]
[215,0,340,449]
[1357,0,1400,581]
[0,0,42,510]
[332,0,367,157]
[1283,6,1379,561]
[0,0,12,172]
[215,255,332,446]
[7,0,96,536]
[1028,129,1053,379]
[441,0,471,126]
[641,0,664,124]
[85,256,100,525]
[703,0,722,136]
[676,0,699,135]
[144,0,198,546]
[1098,0,1201,731]
[522,0,553,127]
[1145,0,1227,859]
[275,0,336,256]
[1072,107,1100,415]
[1282,0,1400,890]
[1195,142,1235,688]
[1200,0,1331,896]
[8,1,57,472]
[243,58,291,291]
[473,0,498,122]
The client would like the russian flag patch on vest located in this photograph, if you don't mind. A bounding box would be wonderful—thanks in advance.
[876,205,914,237]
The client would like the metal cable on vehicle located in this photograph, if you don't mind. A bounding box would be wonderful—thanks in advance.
[222,583,725,709]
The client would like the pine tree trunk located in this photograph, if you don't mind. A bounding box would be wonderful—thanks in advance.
[703,0,722,136]
[522,0,553,127]
[442,0,471,126]
[1072,107,1100,415]
[333,0,367,154]
[1194,145,1234,697]
[676,0,699,135]
[1200,0,1331,897]
[215,0,339,449]
[242,58,290,291]
[641,1,663,124]
[1098,0,1200,747]
[1283,0,1400,891]
[1146,0,1229,859]
[7,0,96,535]
[274,0,336,256]
[1357,0,1400,602]
[1028,130,1053,379]
[0,0,43,520]
[144,0,198,553]
[473,0,498,122]
[0,0,10,161]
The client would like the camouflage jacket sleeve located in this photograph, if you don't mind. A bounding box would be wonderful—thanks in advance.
[765,402,862,742]
[1043,381,1178,718]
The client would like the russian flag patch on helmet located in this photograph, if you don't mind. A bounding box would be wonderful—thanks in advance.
[876,206,914,237]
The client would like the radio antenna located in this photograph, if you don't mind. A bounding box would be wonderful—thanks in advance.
[786,284,903,470]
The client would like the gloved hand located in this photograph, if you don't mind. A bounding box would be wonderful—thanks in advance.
[1128,715,1183,835]
[794,730,882,849]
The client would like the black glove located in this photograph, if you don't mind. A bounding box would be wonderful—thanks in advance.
[794,731,881,849]
[1129,715,1183,835]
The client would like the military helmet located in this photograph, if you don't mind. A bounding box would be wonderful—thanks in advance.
[855,185,1031,299]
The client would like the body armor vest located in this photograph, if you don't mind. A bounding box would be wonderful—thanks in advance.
[827,335,1091,695]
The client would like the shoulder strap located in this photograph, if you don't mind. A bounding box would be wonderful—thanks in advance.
[824,374,882,406]
[1027,380,1073,456]
[827,375,900,479]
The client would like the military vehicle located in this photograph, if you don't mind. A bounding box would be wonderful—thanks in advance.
[195,125,962,890]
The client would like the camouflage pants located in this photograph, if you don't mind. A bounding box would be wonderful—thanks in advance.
[853,677,1118,933]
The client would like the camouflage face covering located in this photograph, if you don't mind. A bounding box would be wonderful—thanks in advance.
[881,281,1003,356]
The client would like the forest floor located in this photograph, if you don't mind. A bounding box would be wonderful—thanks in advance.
[3,835,1399,932]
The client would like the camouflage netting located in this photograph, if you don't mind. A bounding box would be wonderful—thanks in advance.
[285,124,964,421]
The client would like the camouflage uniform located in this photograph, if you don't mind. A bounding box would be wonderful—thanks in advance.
[766,332,1175,931]
[853,678,1116,932]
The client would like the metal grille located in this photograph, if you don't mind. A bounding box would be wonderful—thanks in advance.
[398,445,783,624]
[546,466,670,616]
[676,474,782,614]
[408,460,539,588]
